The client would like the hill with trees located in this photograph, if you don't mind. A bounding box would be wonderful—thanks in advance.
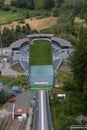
[50,30,87,129]
[0,0,87,47]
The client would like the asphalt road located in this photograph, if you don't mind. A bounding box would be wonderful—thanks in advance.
[33,90,53,130]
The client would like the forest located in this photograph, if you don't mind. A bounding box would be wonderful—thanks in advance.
[50,31,87,129]
[0,0,87,47]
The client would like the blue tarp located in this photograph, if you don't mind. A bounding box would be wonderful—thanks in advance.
[12,86,19,92]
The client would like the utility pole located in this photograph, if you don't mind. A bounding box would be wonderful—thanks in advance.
[0,27,4,68]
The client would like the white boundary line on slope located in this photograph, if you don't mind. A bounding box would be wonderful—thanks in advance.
[41,90,44,130]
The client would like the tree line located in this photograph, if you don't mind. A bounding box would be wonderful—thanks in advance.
[0,0,87,21]
[50,30,87,129]
[1,23,38,47]
[63,29,87,122]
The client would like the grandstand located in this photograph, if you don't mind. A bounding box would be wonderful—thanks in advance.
[19,57,29,71]
[10,38,29,63]
[51,37,72,60]
[19,45,29,57]
[52,43,62,70]
[9,34,72,72]
[53,58,62,70]
[10,40,65,72]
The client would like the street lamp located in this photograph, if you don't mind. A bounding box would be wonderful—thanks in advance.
[0,30,4,67]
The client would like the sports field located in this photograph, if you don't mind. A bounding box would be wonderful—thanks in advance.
[30,40,52,65]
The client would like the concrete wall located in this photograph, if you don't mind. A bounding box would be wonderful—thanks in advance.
[11,50,24,61]
[0,47,11,56]
[60,48,71,60]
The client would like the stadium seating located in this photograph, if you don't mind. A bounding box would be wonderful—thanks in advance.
[19,57,29,71]
[19,45,29,57]
[18,40,62,71]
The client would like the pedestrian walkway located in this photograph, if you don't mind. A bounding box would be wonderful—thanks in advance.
[0,62,24,77]
[26,108,33,130]
[0,109,11,116]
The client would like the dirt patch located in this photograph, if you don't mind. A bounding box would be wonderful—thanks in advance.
[8,99,16,103]
[58,62,71,72]
[4,0,11,4]
[75,17,87,28]
[75,17,85,23]
[0,17,57,32]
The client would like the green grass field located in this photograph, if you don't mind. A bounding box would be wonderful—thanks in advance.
[30,40,52,65]
[0,9,50,25]
[0,8,26,24]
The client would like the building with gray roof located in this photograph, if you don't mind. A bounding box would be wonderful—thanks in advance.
[26,34,54,39]
[76,115,87,124]
[10,38,29,63]
[51,37,72,60]
[10,38,29,49]
[51,37,72,48]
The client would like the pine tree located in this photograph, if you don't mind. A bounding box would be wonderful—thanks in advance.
[44,0,54,10]
[70,31,87,92]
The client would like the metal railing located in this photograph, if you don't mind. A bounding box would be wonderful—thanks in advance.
[70,125,87,130]
[2,114,12,130]
[17,120,26,130]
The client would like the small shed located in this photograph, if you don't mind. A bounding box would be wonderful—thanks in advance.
[12,86,19,93]
[14,106,28,116]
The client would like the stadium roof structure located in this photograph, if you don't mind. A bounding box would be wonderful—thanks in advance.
[26,34,54,39]
[10,38,29,49]
[51,37,72,47]
[76,115,87,123]
[10,34,72,49]
[29,65,54,89]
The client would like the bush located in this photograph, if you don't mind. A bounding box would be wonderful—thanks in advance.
[9,75,27,87]
[12,8,17,12]
[31,29,38,33]
[25,12,30,19]
[59,115,77,130]
[63,78,76,92]
[18,18,25,23]
[1,4,11,11]
[52,7,58,17]
[0,91,10,105]
[11,0,17,6]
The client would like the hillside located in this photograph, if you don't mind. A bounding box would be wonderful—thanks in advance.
[0,17,57,32]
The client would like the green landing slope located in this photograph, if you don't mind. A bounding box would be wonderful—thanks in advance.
[30,40,52,65]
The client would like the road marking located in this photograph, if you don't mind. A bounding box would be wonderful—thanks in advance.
[41,90,44,130]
